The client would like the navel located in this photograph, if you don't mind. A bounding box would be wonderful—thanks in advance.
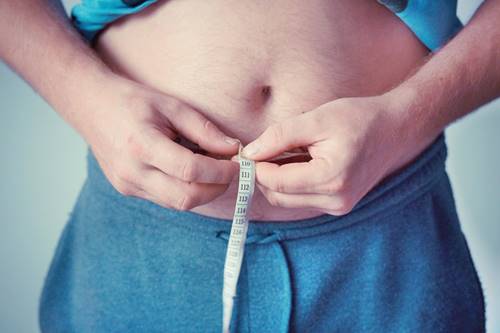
[261,85,272,98]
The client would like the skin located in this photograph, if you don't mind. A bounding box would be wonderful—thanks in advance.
[0,0,241,211]
[90,0,433,221]
[242,0,500,215]
[1,0,499,220]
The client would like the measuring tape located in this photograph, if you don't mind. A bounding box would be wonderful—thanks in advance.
[222,144,256,333]
[175,135,310,332]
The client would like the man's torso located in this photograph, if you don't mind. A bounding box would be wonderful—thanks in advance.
[93,0,429,220]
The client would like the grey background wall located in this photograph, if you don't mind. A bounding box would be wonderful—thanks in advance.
[1,0,498,332]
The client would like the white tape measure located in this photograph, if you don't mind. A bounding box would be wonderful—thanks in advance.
[175,135,310,332]
[222,144,256,333]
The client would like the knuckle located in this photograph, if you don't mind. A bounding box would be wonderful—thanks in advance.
[220,163,238,184]
[175,194,194,211]
[267,173,286,193]
[266,191,282,207]
[123,91,144,110]
[326,175,348,195]
[166,97,186,115]
[275,178,286,193]
[180,156,199,182]
[113,163,133,183]
[334,195,355,215]
[267,123,285,142]
[123,91,154,120]
[183,182,199,198]
[153,194,176,210]
[114,180,135,197]
[126,131,151,161]
[310,111,324,130]
[209,165,225,184]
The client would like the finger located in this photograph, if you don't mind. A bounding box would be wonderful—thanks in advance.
[145,127,240,184]
[257,184,353,215]
[156,96,240,155]
[255,158,334,194]
[140,168,230,211]
[241,112,321,160]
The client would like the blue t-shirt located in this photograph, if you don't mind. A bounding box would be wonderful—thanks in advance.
[71,0,463,51]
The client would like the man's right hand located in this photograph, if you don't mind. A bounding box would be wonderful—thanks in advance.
[0,1,240,211]
[78,74,240,211]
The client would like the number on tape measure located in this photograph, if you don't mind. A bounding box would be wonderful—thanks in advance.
[221,144,256,333]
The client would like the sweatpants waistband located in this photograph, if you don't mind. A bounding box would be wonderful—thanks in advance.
[86,133,448,243]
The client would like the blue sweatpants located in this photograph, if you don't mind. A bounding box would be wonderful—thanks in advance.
[38,134,485,332]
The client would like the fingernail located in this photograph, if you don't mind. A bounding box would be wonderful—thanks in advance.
[242,143,259,158]
[224,136,240,145]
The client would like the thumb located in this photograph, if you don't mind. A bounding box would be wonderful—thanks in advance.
[242,114,315,161]
[159,98,240,155]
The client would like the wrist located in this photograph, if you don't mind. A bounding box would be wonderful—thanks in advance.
[53,64,123,138]
[382,84,445,146]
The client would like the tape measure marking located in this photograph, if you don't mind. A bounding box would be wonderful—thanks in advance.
[222,144,256,333]
[220,143,311,332]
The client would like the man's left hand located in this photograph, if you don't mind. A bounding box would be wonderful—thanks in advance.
[241,94,437,215]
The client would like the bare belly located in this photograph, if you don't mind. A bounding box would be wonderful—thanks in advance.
[93,0,429,221]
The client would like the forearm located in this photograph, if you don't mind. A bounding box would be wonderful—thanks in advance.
[0,0,114,133]
[387,0,500,141]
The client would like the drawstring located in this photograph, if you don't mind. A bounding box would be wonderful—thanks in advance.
[217,229,292,332]
[216,230,281,245]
